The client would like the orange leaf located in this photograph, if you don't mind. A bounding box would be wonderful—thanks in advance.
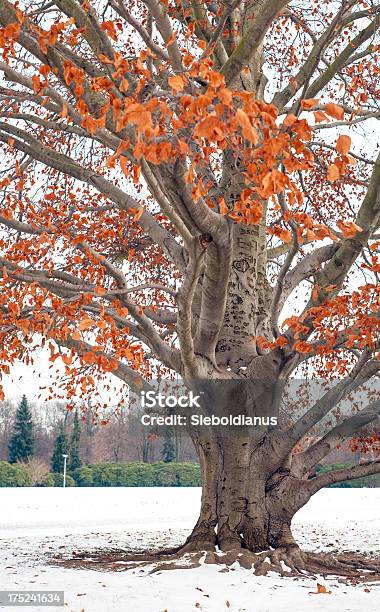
[219,198,228,215]
[294,340,314,354]
[78,316,95,331]
[278,228,292,243]
[120,78,129,93]
[301,98,319,110]
[336,134,351,155]
[82,351,97,365]
[60,102,68,118]
[324,103,344,120]
[327,163,340,182]
[168,74,187,94]
[178,139,190,155]
[120,156,129,178]
[218,88,232,105]
[236,108,258,143]
[165,32,177,48]
[134,206,144,223]
[313,110,328,123]
[262,169,288,196]
[337,221,362,238]
[283,113,297,127]
[194,116,225,141]
[31,75,42,93]
[309,583,332,595]
[275,336,288,348]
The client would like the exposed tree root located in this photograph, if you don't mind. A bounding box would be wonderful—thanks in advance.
[51,544,380,582]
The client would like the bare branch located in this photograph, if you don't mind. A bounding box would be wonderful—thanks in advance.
[304,16,380,100]
[273,244,339,323]
[287,357,380,445]
[221,0,290,86]
[308,459,380,493]
[309,140,376,165]
[61,336,153,394]
[142,0,183,72]
[109,0,170,62]
[0,123,184,269]
[293,399,380,476]
[194,239,232,361]
[177,242,205,377]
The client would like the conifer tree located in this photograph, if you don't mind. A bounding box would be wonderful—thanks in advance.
[162,427,176,463]
[69,411,81,471]
[8,395,34,463]
[51,424,69,473]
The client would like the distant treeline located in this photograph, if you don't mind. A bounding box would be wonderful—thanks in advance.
[0,396,197,467]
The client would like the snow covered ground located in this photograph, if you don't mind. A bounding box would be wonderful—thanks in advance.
[0,487,379,611]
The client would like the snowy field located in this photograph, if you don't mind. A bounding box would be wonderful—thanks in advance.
[0,488,379,612]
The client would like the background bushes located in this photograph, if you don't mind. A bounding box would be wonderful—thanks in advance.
[0,461,32,486]
[0,461,75,487]
[50,473,76,487]
[72,466,93,487]
[1,459,379,488]
[71,461,201,487]
[0,460,201,487]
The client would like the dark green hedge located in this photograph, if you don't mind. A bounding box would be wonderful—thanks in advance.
[71,461,201,487]
[50,472,76,487]
[0,461,32,487]
[0,460,201,487]
[0,461,76,487]
[1,459,379,488]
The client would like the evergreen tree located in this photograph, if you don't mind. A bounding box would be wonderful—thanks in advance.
[51,424,69,473]
[162,427,176,463]
[8,395,34,463]
[69,411,81,471]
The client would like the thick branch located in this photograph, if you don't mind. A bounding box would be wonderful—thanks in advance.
[273,4,365,110]
[305,16,380,100]
[0,123,184,269]
[221,0,289,86]
[309,460,380,493]
[177,242,205,377]
[293,399,380,476]
[274,244,339,322]
[315,151,380,291]
[287,357,379,445]
[110,0,170,62]
[61,336,152,394]
[194,239,232,360]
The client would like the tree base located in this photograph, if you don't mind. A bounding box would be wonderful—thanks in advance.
[53,544,380,582]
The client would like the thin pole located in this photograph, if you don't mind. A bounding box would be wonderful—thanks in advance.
[62,454,68,488]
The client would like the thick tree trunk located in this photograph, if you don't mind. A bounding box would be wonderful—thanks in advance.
[183,435,310,554]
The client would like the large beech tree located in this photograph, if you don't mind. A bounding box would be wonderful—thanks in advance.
[0,0,380,574]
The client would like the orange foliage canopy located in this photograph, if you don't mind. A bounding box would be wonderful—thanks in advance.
[0,0,378,416]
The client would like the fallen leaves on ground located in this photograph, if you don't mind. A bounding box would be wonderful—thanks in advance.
[309,583,332,595]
